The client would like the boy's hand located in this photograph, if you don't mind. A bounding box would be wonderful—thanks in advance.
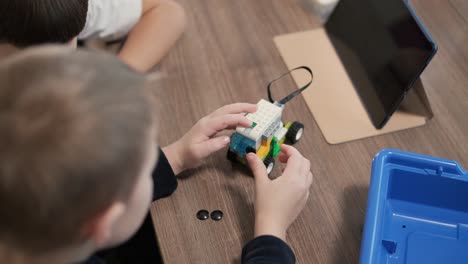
[163,103,257,175]
[247,145,313,242]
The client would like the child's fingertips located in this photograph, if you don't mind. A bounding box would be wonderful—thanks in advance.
[280,144,289,152]
[279,156,288,163]
[241,118,253,127]
[223,136,230,145]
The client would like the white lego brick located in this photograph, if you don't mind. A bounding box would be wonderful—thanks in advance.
[249,128,262,141]
[264,120,281,138]
[274,127,288,141]
[239,99,283,143]
[236,127,246,133]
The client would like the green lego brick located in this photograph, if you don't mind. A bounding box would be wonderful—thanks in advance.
[268,137,281,158]
[279,136,286,145]
[272,137,281,157]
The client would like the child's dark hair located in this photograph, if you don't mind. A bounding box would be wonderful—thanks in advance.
[0,46,155,254]
[0,0,88,46]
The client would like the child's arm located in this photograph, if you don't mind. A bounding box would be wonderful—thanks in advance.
[247,145,312,241]
[241,145,313,263]
[118,0,187,72]
[162,103,257,175]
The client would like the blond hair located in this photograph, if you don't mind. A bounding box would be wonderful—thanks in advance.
[0,46,154,253]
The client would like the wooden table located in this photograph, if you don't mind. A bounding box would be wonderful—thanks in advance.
[151,0,468,263]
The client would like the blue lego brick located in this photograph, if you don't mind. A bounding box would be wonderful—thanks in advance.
[229,133,255,158]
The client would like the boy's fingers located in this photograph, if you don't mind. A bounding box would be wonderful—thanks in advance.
[300,159,311,179]
[280,144,300,157]
[280,145,304,178]
[274,145,297,163]
[246,153,268,184]
[196,136,230,159]
[204,114,252,135]
[211,103,257,117]
[307,172,314,187]
[283,156,304,179]
[278,153,288,163]
[281,145,310,179]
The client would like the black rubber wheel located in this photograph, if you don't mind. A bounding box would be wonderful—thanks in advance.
[263,156,275,175]
[246,146,256,154]
[286,121,304,144]
[227,149,237,162]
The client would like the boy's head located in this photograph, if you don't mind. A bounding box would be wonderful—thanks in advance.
[0,0,88,47]
[0,46,158,261]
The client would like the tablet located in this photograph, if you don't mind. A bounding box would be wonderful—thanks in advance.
[325,0,438,129]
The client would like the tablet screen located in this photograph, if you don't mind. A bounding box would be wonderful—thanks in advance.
[325,0,436,128]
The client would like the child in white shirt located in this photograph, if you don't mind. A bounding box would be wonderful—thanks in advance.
[0,0,187,72]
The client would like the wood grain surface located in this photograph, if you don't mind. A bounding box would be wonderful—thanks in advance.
[150,0,468,263]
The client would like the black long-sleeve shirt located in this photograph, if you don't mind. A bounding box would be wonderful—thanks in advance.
[85,149,295,263]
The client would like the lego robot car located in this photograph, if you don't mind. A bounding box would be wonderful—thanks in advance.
[227,99,304,175]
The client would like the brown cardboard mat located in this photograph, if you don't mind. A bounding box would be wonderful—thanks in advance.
[274,28,431,144]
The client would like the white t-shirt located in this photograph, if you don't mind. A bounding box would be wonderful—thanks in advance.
[78,0,143,41]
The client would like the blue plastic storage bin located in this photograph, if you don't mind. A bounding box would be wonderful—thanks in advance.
[360,149,468,264]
